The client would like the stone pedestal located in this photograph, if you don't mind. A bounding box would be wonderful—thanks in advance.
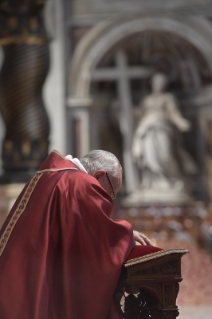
[0,184,24,229]
[122,188,194,207]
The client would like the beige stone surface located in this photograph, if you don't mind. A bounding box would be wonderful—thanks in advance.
[178,305,212,319]
[0,184,24,229]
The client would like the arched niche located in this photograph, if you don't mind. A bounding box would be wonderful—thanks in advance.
[68,14,212,100]
[67,14,212,198]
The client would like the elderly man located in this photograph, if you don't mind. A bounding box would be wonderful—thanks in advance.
[0,149,151,319]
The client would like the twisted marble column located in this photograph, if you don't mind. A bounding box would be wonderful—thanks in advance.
[0,0,50,183]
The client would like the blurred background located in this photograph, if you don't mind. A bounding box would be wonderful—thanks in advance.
[0,0,212,317]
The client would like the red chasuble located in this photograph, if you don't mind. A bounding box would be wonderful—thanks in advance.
[0,151,135,319]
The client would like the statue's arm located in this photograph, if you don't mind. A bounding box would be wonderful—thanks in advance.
[133,97,148,119]
[167,95,191,131]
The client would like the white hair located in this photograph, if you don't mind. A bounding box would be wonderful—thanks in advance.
[79,150,122,178]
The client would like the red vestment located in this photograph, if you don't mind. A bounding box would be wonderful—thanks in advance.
[0,150,135,319]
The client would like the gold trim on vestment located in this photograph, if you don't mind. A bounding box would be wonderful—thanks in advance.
[124,249,189,267]
[0,165,78,257]
[0,173,43,257]
[0,36,48,46]
[52,150,67,159]
[37,167,78,173]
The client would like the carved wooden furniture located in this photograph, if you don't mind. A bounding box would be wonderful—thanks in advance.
[117,247,188,319]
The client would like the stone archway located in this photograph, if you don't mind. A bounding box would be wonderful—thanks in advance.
[67,13,212,196]
[68,14,212,101]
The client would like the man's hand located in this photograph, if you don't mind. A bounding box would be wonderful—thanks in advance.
[133,230,153,246]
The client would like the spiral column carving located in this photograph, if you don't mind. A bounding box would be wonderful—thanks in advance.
[0,0,50,183]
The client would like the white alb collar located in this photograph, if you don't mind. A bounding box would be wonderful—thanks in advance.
[65,155,87,173]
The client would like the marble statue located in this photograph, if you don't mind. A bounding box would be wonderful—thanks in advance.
[130,73,197,204]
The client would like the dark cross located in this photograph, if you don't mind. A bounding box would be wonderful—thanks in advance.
[90,51,153,193]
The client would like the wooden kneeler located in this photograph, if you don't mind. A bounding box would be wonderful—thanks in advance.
[116,246,188,319]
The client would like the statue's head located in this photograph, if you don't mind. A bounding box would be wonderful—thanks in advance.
[151,73,168,93]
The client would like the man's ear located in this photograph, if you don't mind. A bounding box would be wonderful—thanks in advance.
[93,170,106,180]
